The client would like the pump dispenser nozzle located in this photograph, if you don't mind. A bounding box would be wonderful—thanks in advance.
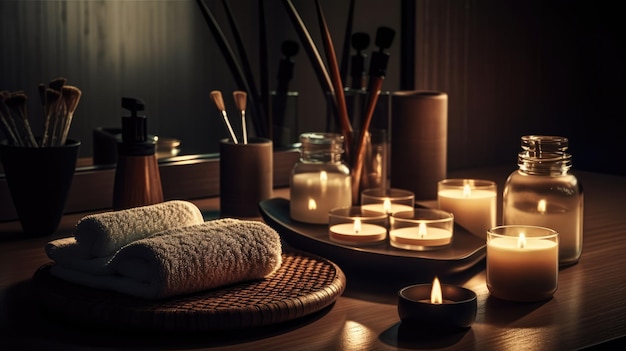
[119,97,153,156]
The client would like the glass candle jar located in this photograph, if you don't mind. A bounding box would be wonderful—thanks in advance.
[289,132,352,224]
[487,225,559,302]
[328,206,388,245]
[360,188,415,215]
[502,135,583,266]
[389,209,454,251]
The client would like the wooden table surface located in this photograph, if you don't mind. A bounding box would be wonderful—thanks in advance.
[1,165,625,350]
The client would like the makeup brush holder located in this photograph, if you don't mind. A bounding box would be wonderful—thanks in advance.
[220,138,273,218]
[0,139,80,236]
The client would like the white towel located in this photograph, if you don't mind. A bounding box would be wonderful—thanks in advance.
[49,218,283,299]
[73,200,205,258]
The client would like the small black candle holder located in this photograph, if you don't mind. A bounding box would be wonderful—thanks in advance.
[398,283,477,330]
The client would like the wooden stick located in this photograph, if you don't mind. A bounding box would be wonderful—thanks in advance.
[59,85,82,146]
[280,0,334,98]
[314,0,353,159]
[195,0,265,138]
[0,94,19,146]
[339,0,356,86]
[5,92,38,147]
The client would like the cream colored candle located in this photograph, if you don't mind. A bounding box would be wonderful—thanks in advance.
[390,223,452,248]
[361,201,414,215]
[329,219,387,244]
[290,172,351,224]
[438,179,496,238]
[486,225,559,302]
[390,208,454,251]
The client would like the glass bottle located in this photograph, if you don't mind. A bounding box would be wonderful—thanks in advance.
[290,132,352,224]
[503,135,583,266]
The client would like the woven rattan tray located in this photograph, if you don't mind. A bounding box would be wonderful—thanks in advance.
[32,249,346,332]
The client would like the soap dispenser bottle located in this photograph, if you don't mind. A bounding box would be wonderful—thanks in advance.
[113,97,164,210]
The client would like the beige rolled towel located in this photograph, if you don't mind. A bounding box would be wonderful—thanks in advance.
[50,218,283,299]
[73,200,204,258]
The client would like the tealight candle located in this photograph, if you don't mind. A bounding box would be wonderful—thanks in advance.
[328,206,388,245]
[398,277,477,330]
[360,188,415,215]
[437,179,497,239]
[389,209,454,251]
[487,225,559,302]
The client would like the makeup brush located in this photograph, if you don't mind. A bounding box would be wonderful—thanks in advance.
[5,92,38,147]
[350,32,370,90]
[351,26,395,202]
[210,90,238,144]
[0,92,20,146]
[42,88,61,147]
[233,90,248,144]
[58,85,82,146]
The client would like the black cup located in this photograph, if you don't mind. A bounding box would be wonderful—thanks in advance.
[0,139,80,236]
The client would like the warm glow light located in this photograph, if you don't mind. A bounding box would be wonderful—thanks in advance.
[353,219,362,234]
[383,198,392,213]
[431,277,443,304]
[320,171,328,192]
[517,233,526,249]
[537,199,547,214]
[308,198,317,210]
[463,184,472,197]
[418,222,427,238]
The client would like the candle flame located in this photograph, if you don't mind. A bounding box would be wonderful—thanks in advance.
[418,222,427,238]
[353,219,362,234]
[308,198,317,210]
[383,198,392,213]
[537,199,547,214]
[431,277,443,304]
[517,233,526,249]
[463,184,472,198]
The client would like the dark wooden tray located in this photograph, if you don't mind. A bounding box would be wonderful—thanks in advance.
[32,249,346,332]
[259,198,486,278]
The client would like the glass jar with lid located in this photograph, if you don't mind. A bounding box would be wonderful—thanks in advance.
[289,132,352,224]
[502,135,583,266]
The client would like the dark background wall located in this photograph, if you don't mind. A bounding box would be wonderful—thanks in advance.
[1,0,624,176]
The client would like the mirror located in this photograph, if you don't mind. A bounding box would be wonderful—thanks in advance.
[0,0,402,172]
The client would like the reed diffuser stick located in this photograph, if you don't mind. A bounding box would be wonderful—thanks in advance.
[314,0,353,157]
[339,0,356,86]
[195,0,265,138]
[259,0,272,141]
[281,0,334,98]
[5,92,38,147]
[210,90,238,144]
[0,93,20,146]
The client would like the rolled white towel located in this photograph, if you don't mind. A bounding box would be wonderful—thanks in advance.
[45,237,114,275]
[50,218,283,299]
[73,200,204,258]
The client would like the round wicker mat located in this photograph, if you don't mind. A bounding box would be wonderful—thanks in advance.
[32,249,346,332]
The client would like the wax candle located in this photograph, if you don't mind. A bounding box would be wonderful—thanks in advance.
[328,207,387,245]
[397,276,477,330]
[290,171,351,224]
[360,188,415,215]
[486,225,559,302]
[438,179,496,239]
[389,209,454,251]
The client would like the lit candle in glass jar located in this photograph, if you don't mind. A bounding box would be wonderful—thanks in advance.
[328,207,387,245]
[486,225,559,302]
[360,188,415,215]
[389,209,454,251]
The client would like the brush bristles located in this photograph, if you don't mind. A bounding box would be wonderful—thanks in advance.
[233,91,247,111]
[210,90,226,111]
[62,85,82,113]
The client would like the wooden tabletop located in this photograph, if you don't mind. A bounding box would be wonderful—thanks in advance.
[1,165,625,350]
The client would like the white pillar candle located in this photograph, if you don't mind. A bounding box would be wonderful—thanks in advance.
[290,172,351,224]
[486,225,559,302]
[438,179,497,238]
